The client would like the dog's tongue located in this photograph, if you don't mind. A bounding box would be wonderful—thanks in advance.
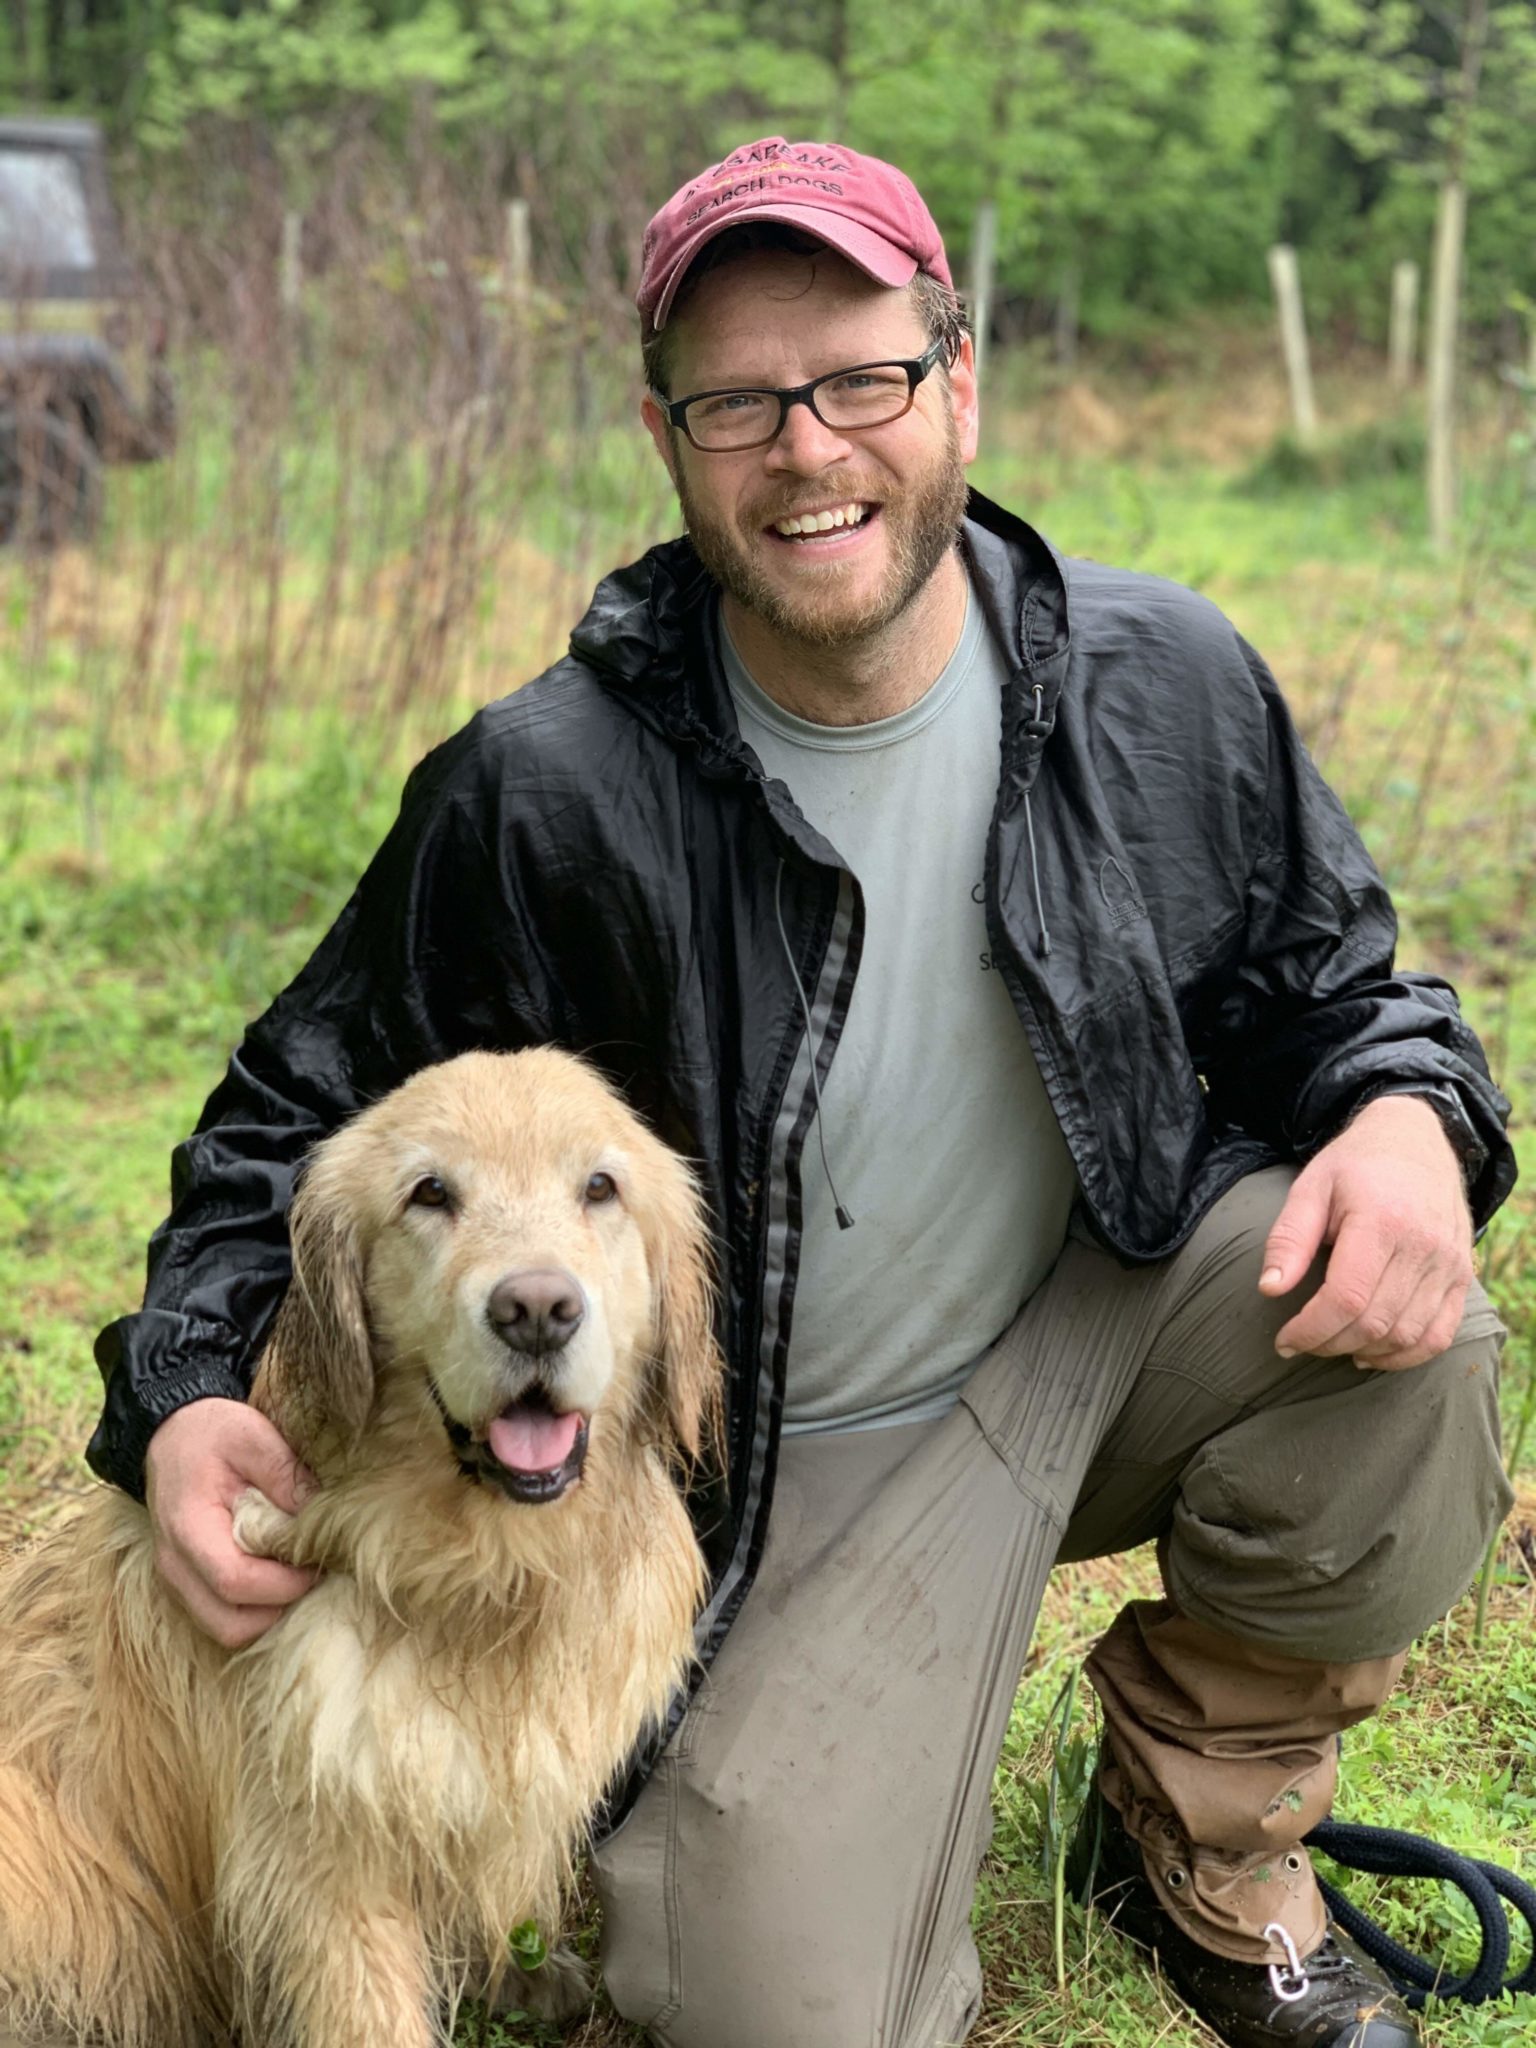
[487,1405,583,1474]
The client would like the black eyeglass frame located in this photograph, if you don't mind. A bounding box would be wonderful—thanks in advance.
[654,336,951,452]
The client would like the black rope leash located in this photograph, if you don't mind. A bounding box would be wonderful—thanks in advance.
[1305,1815,1536,2009]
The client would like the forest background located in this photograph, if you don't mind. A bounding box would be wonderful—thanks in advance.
[5,0,1536,341]
[2,3,1536,2045]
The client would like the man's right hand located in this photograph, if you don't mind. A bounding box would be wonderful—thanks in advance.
[144,1397,319,1648]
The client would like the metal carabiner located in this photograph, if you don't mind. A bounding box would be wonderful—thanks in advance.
[1263,1920,1311,2004]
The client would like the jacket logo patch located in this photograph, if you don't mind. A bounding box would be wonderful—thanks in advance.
[1098,856,1147,930]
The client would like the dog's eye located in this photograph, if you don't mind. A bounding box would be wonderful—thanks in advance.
[584,1171,618,1206]
[409,1175,451,1210]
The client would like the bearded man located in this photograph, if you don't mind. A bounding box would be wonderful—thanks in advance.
[92,139,1516,2048]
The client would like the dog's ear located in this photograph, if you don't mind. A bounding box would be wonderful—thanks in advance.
[254,1155,376,1461]
[642,1154,725,1470]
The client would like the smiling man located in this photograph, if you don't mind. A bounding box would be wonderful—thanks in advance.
[595,142,1515,2048]
[91,140,1516,2048]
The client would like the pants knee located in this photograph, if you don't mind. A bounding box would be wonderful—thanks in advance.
[1165,1320,1511,1662]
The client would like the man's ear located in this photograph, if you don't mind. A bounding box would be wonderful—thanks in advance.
[640,390,682,485]
[949,334,980,466]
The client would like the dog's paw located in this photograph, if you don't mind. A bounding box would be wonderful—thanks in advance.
[231,1488,297,1561]
[493,1945,595,2026]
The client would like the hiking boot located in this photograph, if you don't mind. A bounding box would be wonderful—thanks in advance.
[1065,1777,1419,2048]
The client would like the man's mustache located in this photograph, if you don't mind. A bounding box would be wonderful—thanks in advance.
[748,485,887,526]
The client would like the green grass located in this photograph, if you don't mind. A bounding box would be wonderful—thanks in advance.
[2,342,1534,2043]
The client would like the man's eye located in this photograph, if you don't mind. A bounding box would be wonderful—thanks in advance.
[829,369,902,395]
[409,1176,451,1209]
[698,392,765,416]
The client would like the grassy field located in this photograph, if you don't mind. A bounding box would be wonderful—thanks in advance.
[2,331,1534,2045]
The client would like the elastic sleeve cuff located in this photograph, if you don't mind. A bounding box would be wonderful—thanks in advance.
[86,1364,254,1502]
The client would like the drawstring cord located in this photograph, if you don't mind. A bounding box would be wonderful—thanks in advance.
[1021,681,1053,960]
[774,860,854,1231]
[1023,791,1053,960]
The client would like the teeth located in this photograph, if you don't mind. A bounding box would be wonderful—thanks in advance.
[773,502,870,537]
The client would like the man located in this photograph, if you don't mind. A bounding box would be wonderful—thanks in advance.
[91,139,1515,2048]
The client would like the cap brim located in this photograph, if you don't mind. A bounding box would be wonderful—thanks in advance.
[650,204,919,328]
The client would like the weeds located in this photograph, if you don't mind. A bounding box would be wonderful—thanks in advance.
[0,1021,38,1146]
[1473,1234,1536,1642]
[1039,1665,1094,1992]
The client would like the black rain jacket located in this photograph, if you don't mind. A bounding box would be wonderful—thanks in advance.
[90,488,1515,1694]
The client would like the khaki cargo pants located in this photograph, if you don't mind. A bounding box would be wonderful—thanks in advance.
[592,1168,1510,2048]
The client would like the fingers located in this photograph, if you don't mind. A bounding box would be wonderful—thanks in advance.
[1259,1173,1332,1297]
[153,1539,296,1652]
[145,1397,319,1647]
[153,1494,319,1649]
[234,1413,318,1517]
[1266,1101,1476,1370]
[1353,1273,1472,1372]
[1273,1218,1473,1371]
[146,1397,316,1512]
[1277,1226,1406,1358]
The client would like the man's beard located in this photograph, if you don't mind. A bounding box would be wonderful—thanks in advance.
[671,408,969,651]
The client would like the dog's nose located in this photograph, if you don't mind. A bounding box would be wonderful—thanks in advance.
[487,1268,587,1355]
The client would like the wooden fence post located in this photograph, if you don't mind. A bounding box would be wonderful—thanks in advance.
[1266,243,1318,445]
[505,198,531,304]
[1425,179,1466,556]
[1389,259,1419,388]
[504,198,532,407]
[280,211,303,316]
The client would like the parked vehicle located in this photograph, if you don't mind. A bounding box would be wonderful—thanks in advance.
[0,115,174,543]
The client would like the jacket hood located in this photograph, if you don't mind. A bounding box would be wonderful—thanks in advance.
[567,486,1073,740]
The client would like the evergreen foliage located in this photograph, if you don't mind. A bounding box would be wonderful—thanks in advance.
[1,3,1533,352]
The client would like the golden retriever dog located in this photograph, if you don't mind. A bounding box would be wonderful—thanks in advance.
[0,1048,721,2048]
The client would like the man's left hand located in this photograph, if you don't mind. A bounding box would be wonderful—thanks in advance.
[1258,1095,1474,1371]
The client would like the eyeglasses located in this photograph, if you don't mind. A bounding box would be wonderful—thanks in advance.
[654,337,949,452]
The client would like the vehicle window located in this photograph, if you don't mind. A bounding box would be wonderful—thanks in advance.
[0,150,96,272]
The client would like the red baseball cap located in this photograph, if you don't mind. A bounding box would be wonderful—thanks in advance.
[637,137,953,332]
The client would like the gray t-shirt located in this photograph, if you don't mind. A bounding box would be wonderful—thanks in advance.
[721,573,1077,1433]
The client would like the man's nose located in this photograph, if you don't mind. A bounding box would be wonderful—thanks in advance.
[762,396,856,475]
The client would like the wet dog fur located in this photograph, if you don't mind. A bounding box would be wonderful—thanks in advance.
[0,1048,721,2047]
